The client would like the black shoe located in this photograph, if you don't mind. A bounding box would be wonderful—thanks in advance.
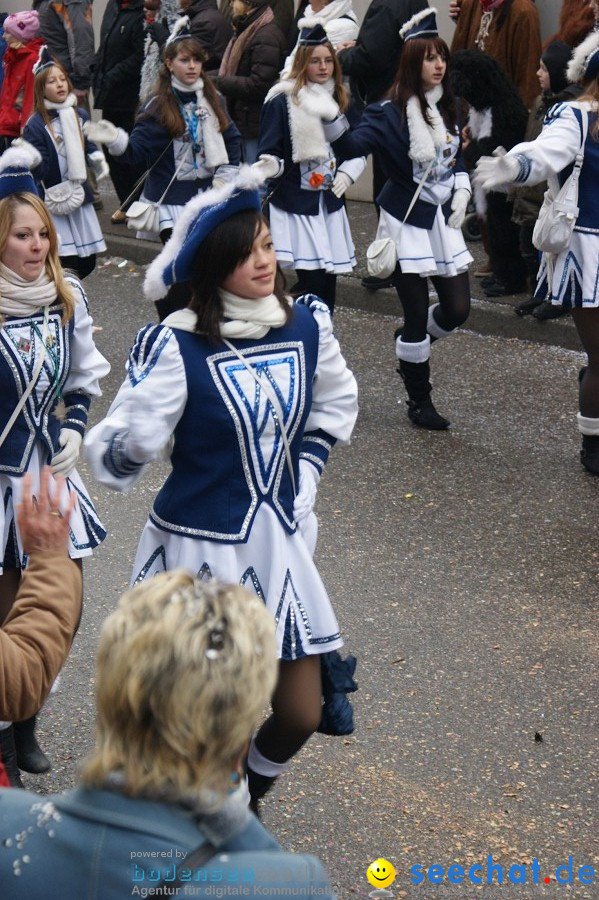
[13,716,51,774]
[532,301,568,321]
[515,296,543,317]
[480,274,499,289]
[0,727,24,788]
[361,274,395,291]
[407,399,450,430]
[484,278,527,298]
[581,435,599,475]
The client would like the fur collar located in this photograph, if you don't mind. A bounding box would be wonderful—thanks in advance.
[265,79,339,162]
[406,84,447,163]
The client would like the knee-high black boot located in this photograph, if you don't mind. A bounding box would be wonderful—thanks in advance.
[396,336,449,430]
[246,766,277,817]
[0,727,24,788]
[13,715,51,774]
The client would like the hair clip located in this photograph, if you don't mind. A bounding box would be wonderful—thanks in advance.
[206,620,225,659]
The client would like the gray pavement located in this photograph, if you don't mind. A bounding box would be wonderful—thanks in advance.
[19,188,598,899]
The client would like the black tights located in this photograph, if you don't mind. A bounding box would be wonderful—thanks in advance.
[153,229,192,322]
[393,270,471,342]
[253,655,322,765]
[293,269,336,314]
[572,308,599,418]
[60,254,96,280]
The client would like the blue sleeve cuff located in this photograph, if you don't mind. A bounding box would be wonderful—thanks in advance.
[102,432,144,479]
[300,429,337,474]
[61,391,91,436]
[513,153,532,184]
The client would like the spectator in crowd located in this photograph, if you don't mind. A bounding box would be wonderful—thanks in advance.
[181,0,233,71]
[474,30,599,476]
[281,0,359,77]
[215,0,286,163]
[33,0,94,105]
[513,40,580,320]
[450,0,542,111]
[93,0,146,223]
[0,12,44,153]
[0,469,81,786]
[336,0,429,291]
[0,13,9,94]
[0,570,333,896]
[139,0,180,102]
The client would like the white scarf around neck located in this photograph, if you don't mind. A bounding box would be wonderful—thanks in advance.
[0,262,58,317]
[170,75,229,168]
[405,84,448,164]
[44,93,87,182]
[163,291,290,339]
[265,78,339,162]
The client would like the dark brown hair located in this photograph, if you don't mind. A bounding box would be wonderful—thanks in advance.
[288,41,349,113]
[189,209,290,343]
[139,38,229,136]
[33,63,83,146]
[390,37,457,133]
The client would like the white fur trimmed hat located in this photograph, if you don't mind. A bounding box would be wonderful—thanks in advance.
[0,141,42,201]
[567,29,599,84]
[399,7,438,42]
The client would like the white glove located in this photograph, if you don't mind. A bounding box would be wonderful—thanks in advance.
[330,171,353,198]
[473,149,519,193]
[293,460,321,523]
[83,119,120,146]
[51,429,82,477]
[251,154,282,180]
[447,187,470,228]
[89,149,110,181]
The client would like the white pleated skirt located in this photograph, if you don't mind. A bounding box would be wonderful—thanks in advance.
[269,195,356,273]
[131,504,342,661]
[535,231,599,307]
[378,205,473,277]
[54,202,106,258]
[0,444,106,573]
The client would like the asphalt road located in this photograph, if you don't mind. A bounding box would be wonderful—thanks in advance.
[19,232,598,899]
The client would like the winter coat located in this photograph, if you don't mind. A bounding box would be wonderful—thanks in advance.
[336,0,428,106]
[186,0,232,72]
[216,9,286,139]
[0,38,45,138]
[34,0,95,91]
[93,0,144,112]
[0,552,81,722]
[450,0,542,110]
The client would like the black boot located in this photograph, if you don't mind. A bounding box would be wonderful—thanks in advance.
[247,767,277,818]
[580,435,599,475]
[398,359,450,431]
[0,727,24,788]
[13,715,51,774]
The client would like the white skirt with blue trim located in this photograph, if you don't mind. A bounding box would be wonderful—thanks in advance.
[535,231,599,308]
[269,194,356,274]
[131,503,343,661]
[377,204,472,277]
[0,443,106,573]
[54,202,106,259]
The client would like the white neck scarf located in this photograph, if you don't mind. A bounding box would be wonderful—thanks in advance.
[170,75,229,169]
[0,262,58,317]
[162,291,290,339]
[265,78,340,162]
[406,84,448,163]
[44,93,87,182]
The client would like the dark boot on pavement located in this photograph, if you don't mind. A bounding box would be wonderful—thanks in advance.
[0,726,24,788]
[395,336,449,430]
[247,767,277,818]
[532,301,568,320]
[577,415,599,476]
[13,714,51,774]
[515,296,543,317]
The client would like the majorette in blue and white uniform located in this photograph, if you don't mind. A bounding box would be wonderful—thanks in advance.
[85,173,358,661]
[257,24,366,289]
[0,145,110,570]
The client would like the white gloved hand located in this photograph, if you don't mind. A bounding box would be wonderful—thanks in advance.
[293,460,321,523]
[89,150,110,181]
[447,187,470,228]
[83,119,120,145]
[251,154,282,180]
[330,171,353,198]
[473,150,519,192]
[51,429,82,477]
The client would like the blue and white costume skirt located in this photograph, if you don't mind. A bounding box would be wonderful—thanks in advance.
[131,504,343,661]
[55,202,106,258]
[269,195,356,274]
[378,204,472,278]
[535,231,599,308]
[0,444,106,573]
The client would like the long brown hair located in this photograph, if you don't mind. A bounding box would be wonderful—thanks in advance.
[578,78,599,141]
[33,63,85,150]
[0,193,75,321]
[139,38,229,136]
[391,37,457,133]
[288,41,349,113]
[189,209,290,343]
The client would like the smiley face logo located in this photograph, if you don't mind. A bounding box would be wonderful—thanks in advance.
[367,858,396,889]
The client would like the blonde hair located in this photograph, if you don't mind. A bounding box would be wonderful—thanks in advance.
[81,572,278,804]
[0,193,75,321]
